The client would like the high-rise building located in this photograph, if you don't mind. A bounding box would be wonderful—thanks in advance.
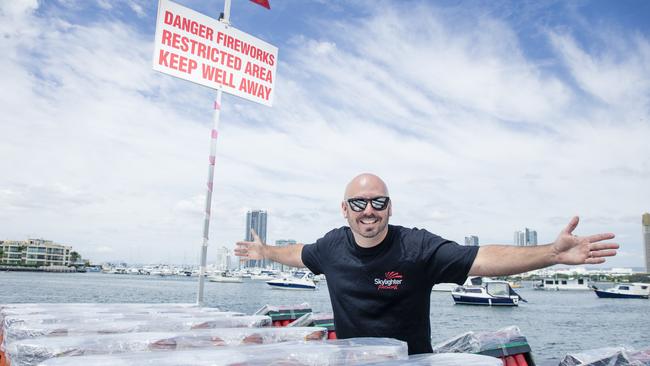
[274,239,297,271]
[641,212,650,273]
[514,228,537,246]
[527,229,537,246]
[245,210,268,268]
[215,246,230,271]
[464,236,479,246]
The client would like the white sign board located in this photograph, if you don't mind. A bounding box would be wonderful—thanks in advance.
[153,0,278,106]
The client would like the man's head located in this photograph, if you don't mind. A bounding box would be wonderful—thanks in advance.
[341,173,392,247]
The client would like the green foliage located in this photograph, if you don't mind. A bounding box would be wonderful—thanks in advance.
[70,251,81,262]
[628,273,650,283]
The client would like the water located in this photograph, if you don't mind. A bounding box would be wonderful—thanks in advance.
[1,272,648,365]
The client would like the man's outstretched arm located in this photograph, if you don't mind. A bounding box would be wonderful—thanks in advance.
[234,229,305,268]
[468,216,619,277]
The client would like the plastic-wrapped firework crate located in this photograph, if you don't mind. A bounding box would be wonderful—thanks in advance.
[2,315,272,345]
[255,303,312,326]
[311,313,336,339]
[4,327,329,366]
[432,326,535,366]
[559,346,650,366]
[477,339,534,366]
[35,338,409,366]
[478,336,535,366]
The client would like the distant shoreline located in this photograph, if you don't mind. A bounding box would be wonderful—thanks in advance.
[0,265,77,273]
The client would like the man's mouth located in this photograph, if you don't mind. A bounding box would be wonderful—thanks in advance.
[359,217,379,225]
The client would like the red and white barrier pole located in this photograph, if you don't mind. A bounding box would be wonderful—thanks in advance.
[197,0,231,306]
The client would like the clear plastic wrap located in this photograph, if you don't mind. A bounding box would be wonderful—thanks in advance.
[254,302,311,316]
[2,315,271,346]
[559,346,650,366]
[629,347,650,365]
[37,337,408,366]
[0,304,221,320]
[431,325,526,354]
[431,331,479,353]
[3,311,243,328]
[37,348,248,366]
[288,312,314,327]
[6,327,328,366]
[364,352,504,365]
[255,303,313,326]
[0,303,202,313]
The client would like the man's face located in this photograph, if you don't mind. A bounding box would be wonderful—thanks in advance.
[342,177,392,241]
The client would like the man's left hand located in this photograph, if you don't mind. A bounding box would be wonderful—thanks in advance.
[552,216,619,265]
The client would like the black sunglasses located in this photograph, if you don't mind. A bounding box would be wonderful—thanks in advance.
[347,196,390,212]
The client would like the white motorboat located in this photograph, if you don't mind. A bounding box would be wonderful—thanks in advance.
[451,280,526,306]
[250,270,278,281]
[208,271,243,283]
[533,277,591,291]
[593,283,650,299]
[432,276,485,292]
[266,271,316,290]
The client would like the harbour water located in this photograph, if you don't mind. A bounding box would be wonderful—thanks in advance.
[1,271,648,365]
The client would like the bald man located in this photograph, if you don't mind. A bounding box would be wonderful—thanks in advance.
[235,173,618,354]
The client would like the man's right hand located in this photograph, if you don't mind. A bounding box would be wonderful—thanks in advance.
[234,229,265,260]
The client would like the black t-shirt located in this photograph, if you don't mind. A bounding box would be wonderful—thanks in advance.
[301,224,479,354]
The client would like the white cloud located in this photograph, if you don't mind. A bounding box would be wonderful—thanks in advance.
[550,31,650,109]
[0,0,38,18]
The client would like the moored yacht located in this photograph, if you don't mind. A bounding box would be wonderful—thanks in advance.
[432,276,485,292]
[533,277,591,291]
[593,283,650,299]
[266,271,316,290]
[250,269,278,281]
[451,280,526,306]
[208,271,243,283]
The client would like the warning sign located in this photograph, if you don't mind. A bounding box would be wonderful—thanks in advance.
[153,0,278,106]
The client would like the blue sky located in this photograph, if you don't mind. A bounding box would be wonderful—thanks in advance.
[1,0,649,268]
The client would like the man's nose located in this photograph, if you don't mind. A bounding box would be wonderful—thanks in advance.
[363,203,375,214]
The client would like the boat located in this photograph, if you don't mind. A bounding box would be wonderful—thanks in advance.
[593,283,650,299]
[533,277,591,291]
[250,270,278,281]
[451,280,526,306]
[266,271,317,290]
[208,271,243,283]
[432,276,485,292]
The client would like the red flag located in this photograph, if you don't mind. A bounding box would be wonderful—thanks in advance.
[249,0,270,9]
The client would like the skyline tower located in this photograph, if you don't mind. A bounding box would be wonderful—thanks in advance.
[274,239,297,271]
[245,210,268,268]
[641,212,650,273]
[514,228,538,246]
[464,235,479,246]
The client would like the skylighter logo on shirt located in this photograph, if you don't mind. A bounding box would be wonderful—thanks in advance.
[374,271,403,290]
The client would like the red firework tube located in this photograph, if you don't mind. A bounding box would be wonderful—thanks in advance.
[514,353,528,366]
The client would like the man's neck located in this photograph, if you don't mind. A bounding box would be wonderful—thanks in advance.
[353,227,389,248]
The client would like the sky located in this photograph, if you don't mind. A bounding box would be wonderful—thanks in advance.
[1,0,649,268]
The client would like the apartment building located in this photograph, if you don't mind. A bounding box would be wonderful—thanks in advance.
[0,238,72,267]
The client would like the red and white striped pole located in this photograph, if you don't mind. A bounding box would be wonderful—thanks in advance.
[197,0,231,306]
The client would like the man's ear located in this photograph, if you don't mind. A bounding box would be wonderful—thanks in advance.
[388,204,392,217]
[341,200,348,218]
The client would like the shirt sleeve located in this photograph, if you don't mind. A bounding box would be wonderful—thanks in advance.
[421,230,479,285]
[301,242,323,275]
[301,228,341,275]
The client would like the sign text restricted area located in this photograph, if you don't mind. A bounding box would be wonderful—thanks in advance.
[153,0,278,106]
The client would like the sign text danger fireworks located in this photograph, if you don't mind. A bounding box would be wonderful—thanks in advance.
[153,0,278,106]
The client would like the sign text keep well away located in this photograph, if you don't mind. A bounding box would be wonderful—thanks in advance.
[153,0,278,106]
